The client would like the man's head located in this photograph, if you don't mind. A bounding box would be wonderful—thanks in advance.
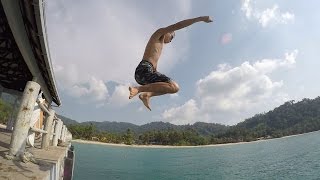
[164,31,175,43]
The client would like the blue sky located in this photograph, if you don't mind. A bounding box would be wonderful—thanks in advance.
[46,0,320,125]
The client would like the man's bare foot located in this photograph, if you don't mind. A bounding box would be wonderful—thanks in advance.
[139,93,151,111]
[129,87,139,99]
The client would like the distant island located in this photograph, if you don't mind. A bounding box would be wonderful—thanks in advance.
[56,97,320,146]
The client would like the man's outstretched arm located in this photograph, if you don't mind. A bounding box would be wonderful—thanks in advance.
[154,16,213,37]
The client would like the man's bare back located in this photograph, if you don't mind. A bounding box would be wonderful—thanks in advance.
[129,16,213,111]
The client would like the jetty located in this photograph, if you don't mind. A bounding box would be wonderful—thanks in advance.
[0,0,74,179]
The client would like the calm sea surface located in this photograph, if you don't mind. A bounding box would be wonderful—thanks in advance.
[72,131,320,180]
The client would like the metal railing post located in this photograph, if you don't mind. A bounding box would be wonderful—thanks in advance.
[8,81,40,156]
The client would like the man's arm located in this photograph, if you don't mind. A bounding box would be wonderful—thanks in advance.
[154,16,212,37]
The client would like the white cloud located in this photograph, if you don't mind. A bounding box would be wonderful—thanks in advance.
[108,84,133,107]
[241,0,253,18]
[54,63,109,103]
[74,80,107,102]
[281,12,295,23]
[253,49,298,73]
[162,50,298,125]
[46,0,191,105]
[241,0,295,27]
[162,99,201,125]
[258,5,278,27]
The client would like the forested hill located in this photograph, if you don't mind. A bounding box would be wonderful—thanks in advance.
[58,116,228,136]
[59,97,320,143]
[56,115,79,125]
[219,97,320,142]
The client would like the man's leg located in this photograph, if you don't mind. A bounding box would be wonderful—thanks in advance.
[129,81,179,99]
[138,91,169,111]
[129,81,179,110]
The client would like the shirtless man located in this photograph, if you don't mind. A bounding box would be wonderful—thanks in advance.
[129,16,213,111]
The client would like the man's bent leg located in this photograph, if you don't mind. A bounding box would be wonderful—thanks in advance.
[141,81,179,94]
[138,93,152,111]
[130,81,180,110]
[129,81,179,99]
[138,91,167,111]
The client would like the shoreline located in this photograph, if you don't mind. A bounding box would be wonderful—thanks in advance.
[71,139,251,148]
[71,131,319,148]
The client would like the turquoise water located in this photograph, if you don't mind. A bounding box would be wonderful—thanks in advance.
[72,131,320,180]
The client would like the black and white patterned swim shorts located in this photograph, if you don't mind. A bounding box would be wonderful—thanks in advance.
[134,60,171,85]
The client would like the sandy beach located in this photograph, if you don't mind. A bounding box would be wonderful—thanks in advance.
[72,139,254,148]
[71,131,318,148]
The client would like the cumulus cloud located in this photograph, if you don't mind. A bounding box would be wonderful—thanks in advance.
[242,0,253,19]
[252,49,298,73]
[54,63,109,103]
[241,0,295,27]
[162,99,201,125]
[54,62,136,107]
[73,77,108,102]
[108,84,133,107]
[162,50,298,125]
[46,0,191,106]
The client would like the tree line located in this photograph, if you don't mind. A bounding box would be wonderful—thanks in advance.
[2,96,320,146]
[68,97,320,146]
[68,124,214,145]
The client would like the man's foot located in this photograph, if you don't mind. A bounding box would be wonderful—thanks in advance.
[139,93,151,111]
[129,87,139,99]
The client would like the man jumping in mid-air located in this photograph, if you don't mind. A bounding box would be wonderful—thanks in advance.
[129,16,213,111]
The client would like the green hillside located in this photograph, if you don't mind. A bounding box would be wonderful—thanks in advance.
[62,96,320,146]
[219,97,320,142]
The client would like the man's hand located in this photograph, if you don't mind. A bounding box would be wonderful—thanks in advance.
[201,16,213,23]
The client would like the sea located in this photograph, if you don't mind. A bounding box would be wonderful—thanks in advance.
[72,131,320,180]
